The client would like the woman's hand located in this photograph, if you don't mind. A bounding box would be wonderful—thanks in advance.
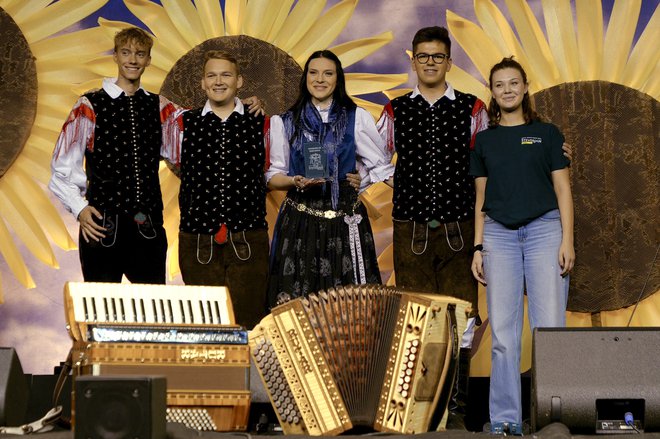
[346,172,361,191]
[292,175,324,191]
[558,241,575,276]
[471,251,487,285]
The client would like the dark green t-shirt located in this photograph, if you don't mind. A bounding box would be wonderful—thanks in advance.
[469,121,569,228]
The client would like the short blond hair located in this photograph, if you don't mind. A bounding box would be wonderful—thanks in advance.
[203,50,240,75]
[114,27,153,54]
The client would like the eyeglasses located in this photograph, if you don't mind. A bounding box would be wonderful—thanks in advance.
[414,53,449,64]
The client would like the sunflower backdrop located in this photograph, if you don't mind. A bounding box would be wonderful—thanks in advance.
[0,0,657,377]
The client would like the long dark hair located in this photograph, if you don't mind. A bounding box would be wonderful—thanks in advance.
[288,50,356,141]
[487,57,540,128]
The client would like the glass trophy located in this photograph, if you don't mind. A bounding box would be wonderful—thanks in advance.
[303,141,331,180]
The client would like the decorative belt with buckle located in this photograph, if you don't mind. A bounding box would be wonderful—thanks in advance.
[283,197,360,219]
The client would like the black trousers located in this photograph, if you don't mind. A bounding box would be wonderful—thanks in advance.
[393,218,478,317]
[179,229,269,329]
[79,213,167,284]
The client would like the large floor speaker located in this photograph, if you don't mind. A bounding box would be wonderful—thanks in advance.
[532,328,660,433]
[74,376,166,439]
[0,347,28,426]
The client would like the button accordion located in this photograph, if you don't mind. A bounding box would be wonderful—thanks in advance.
[64,281,250,431]
[249,284,469,435]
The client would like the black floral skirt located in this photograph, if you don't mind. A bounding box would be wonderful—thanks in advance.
[267,182,382,308]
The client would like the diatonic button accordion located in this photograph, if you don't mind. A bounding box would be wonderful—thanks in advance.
[249,284,469,435]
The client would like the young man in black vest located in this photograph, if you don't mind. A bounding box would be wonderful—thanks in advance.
[50,27,176,284]
[377,27,485,428]
[161,51,268,329]
[377,27,572,430]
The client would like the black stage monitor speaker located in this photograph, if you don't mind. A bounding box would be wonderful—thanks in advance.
[532,328,660,433]
[74,375,166,439]
[0,347,28,426]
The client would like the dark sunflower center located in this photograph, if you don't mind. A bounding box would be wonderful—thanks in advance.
[0,8,38,178]
[160,35,302,115]
[533,81,659,312]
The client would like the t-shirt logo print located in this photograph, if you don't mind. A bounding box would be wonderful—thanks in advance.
[521,136,542,145]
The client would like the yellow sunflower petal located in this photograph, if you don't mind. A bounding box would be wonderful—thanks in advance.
[37,65,100,85]
[621,3,660,90]
[272,0,325,52]
[160,0,206,48]
[0,177,57,268]
[504,0,561,87]
[351,96,384,120]
[123,0,191,59]
[79,57,121,79]
[640,59,660,99]
[71,79,105,97]
[345,73,407,95]
[363,181,394,206]
[377,243,394,271]
[359,196,382,221]
[23,133,59,158]
[541,0,579,82]
[264,0,296,42]
[447,65,491,103]
[13,149,51,184]
[167,240,181,280]
[576,0,604,80]
[382,88,413,100]
[159,167,181,208]
[0,0,51,23]
[329,31,394,68]
[0,216,35,291]
[290,0,358,65]
[20,0,108,43]
[38,89,82,111]
[11,167,76,251]
[474,0,531,70]
[195,0,225,39]
[601,0,641,83]
[141,69,169,93]
[225,0,247,36]
[243,0,282,40]
[30,27,109,61]
[599,291,660,326]
[447,10,505,82]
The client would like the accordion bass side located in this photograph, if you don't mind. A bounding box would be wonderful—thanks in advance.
[249,285,469,435]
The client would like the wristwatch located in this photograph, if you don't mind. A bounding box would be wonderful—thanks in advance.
[472,244,484,254]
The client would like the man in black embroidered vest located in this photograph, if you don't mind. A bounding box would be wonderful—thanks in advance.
[377,26,488,429]
[162,51,268,329]
[50,27,177,284]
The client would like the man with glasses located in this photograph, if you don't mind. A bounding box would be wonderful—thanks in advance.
[376,26,487,430]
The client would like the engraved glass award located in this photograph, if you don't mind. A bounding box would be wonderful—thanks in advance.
[303,141,330,179]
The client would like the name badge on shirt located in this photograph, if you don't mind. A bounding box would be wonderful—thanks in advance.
[303,141,330,179]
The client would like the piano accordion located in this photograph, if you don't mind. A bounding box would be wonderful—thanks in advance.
[64,281,250,431]
[249,284,469,436]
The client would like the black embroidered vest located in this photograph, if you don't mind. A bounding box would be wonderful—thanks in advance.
[391,90,477,223]
[84,89,163,223]
[178,109,267,234]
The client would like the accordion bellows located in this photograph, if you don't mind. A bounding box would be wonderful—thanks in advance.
[249,284,469,435]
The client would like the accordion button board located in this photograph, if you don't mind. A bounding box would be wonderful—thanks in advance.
[249,284,469,435]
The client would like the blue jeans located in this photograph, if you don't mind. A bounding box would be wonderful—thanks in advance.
[483,209,569,426]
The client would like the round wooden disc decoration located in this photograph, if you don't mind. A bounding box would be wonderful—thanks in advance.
[533,81,659,312]
[0,8,38,178]
[160,35,302,116]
